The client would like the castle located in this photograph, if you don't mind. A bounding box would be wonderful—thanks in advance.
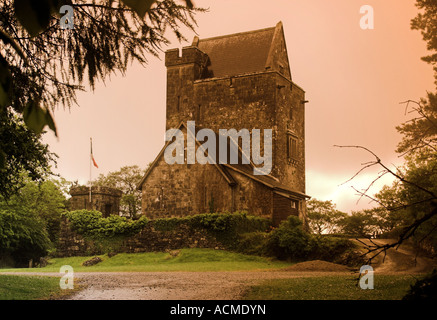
[69,186,123,217]
[137,22,309,226]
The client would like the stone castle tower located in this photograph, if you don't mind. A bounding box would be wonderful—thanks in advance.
[69,186,123,217]
[137,22,309,226]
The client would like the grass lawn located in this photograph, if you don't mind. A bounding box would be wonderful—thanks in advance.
[1,248,291,273]
[0,275,78,300]
[242,274,420,300]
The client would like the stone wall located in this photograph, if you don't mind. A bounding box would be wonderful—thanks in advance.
[69,186,123,217]
[54,217,224,257]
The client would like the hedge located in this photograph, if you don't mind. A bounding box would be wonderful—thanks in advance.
[62,210,149,239]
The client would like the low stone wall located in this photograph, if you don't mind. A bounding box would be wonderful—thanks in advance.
[121,224,224,253]
[55,218,95,257]
[55,218,225,257]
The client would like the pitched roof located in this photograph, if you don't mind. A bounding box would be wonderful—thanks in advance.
[193,26,276,78]
[137,122,310,200]
[136,122,237,190]
[223,164,310,200]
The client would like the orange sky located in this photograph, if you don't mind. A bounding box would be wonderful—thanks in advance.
[42,0,435,213]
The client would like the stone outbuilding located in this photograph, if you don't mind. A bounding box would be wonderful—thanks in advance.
[137,22,310,226]
[69,186,123,217]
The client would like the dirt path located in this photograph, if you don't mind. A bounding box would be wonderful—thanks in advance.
[2,239,435,300]
[353,238,437,274]
[1,270,351,300]
[66,271,350,300]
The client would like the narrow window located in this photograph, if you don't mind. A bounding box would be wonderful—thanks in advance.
[287,134,298,160]
[177,96,180,112]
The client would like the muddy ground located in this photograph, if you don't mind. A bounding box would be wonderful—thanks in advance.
[2,239,436,300]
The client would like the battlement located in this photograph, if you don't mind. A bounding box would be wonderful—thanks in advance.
[165,46,208,67]
[69,186,123,217]
[70,186,123,197]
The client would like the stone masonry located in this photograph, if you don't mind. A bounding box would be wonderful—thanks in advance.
[137,22,310,226]
[69,186,123,217]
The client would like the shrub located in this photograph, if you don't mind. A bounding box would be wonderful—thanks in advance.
[152,212,271,248]
[403,269,437,300]
[265,216,358,264]
[235,232,270,256]
[0,209,52,267]
[309,235,357,263]
[63,210,149,239]
[267,216,313,260]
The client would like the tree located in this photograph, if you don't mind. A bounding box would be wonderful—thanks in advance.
[0,111,56,200]
[306,199,347,235]
[411,0,437,88]
[93,165,147,218]
[0,0,201,199]
[0,175,68,245]
[0,208,52,267]
[339,210,379,238]
[0,175,69,267]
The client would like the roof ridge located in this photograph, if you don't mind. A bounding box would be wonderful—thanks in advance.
[196,26,275,43]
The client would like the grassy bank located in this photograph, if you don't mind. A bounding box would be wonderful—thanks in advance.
[1,248,291,273]
[242,274,420,300]
[0,275,76,300]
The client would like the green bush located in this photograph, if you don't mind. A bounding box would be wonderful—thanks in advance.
[152,212,271,248]
[63,210,149,239]
[267,216,313,260]
[265,216,357,263]
[309,235,356,262]
[235,232,270,256]
[0,209,52,267]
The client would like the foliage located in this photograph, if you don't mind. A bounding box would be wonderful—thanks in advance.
[93,165,147,218]
[306,199,347,234]
[411,0,437,88]
[1,177,69,244]
[372,151,437,253]
[152,211,272,247]
[0,176,69,266]
[396,93,437,155]
[267,216,313,260]
[403,269,437,300]
[0,0,200,134]
[339,210,380,238]
[0,111,55,200]
[63,209,148,238]
[0,0,202,199]
[0,209,52,267]
[309,235,357,264]
[266,215,358,264]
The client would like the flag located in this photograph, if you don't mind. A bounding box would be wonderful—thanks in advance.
[92,154,98,168]
[90,138,98,168]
